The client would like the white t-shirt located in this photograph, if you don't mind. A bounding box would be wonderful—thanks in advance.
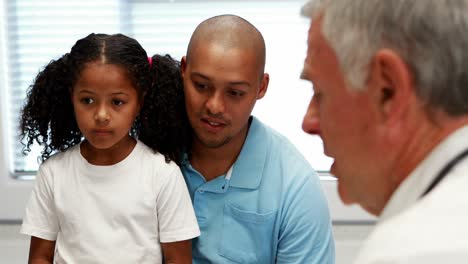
[21,140,200,264]
[354,125,468,264]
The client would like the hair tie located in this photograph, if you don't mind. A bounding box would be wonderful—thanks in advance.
[148,56,153,67]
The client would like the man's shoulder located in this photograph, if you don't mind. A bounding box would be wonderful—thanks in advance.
[251,117,302,154]
[249,118,318,184]
[359,181,468,263]
[358,207,468,263]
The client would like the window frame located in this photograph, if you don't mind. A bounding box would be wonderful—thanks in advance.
[0,0,34,219]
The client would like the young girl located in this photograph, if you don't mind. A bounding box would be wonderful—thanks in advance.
[19,33,199,264]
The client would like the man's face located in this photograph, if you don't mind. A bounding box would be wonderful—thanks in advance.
[181,42,268,150]
[301,18,384,212]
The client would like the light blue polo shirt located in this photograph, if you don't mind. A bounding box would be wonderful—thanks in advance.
[181,116,335,263]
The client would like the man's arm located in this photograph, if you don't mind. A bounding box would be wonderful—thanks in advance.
[28,236,55,264]
[276,173,335,263]
[161,239,192,264]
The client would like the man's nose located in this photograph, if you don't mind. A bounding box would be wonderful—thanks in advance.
[302,98,320,135]
[206,92,225,115]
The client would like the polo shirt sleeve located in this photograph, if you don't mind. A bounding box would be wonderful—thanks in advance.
[276,171,335,264]
[20,163,59,241]
[156,164,200,243]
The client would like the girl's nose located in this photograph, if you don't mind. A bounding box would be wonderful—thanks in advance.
[95,105,110,123]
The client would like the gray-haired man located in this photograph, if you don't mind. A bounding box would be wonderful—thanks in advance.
[300,0,468,263]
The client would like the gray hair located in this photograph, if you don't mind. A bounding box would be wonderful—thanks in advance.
[302,0,468,116]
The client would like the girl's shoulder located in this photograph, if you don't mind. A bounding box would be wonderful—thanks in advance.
[40,144,81,169]
[35,144,81,183]
[137,140,180,171]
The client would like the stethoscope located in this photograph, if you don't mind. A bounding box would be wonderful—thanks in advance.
[421,149,468,198]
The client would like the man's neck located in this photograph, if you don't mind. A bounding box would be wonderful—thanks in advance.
[391,113,468,193]
[374,114,468,216]
[190,123,250,182]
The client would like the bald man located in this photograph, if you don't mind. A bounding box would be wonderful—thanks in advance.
[179,15,335,263]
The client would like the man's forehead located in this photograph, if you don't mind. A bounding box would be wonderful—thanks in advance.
[305,21,322,67]
[190,42,256,62]
[309,18,339,66]
[309,18,324,49]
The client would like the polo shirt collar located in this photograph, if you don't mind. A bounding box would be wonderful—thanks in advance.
[181,116,268,190]
[228,116,268,189]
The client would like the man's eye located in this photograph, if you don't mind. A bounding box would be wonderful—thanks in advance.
[112,99,124,106]
[313,91,322,102]
[228,90,245,97]
[80,98,94,104]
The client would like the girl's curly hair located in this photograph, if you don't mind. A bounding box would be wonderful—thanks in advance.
[20,33,190,165]
[139,54,192,165]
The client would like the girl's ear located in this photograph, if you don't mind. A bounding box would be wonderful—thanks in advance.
[140,94,146,110]
[69,87,75,104]
[138,91,146,112]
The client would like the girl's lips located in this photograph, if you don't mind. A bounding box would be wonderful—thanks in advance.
[93,129,112,136]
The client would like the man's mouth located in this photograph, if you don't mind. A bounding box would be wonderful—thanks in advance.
[207,121,222,126]
[201,117,227,131]
[202,117,227,126]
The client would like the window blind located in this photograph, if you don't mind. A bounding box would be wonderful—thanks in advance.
[5,0,333,174]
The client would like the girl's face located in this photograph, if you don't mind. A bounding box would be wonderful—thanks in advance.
[72,62,141,156]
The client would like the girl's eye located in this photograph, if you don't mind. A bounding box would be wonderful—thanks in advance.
[80,97,94,104]
[112,99,124,106]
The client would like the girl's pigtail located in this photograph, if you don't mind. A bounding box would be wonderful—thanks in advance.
[20,54,81,162]
[139,54,191,165]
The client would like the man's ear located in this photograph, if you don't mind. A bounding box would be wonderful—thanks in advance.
[257,73,269,100]
[370,49,413,125]
[180,56,187,78]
